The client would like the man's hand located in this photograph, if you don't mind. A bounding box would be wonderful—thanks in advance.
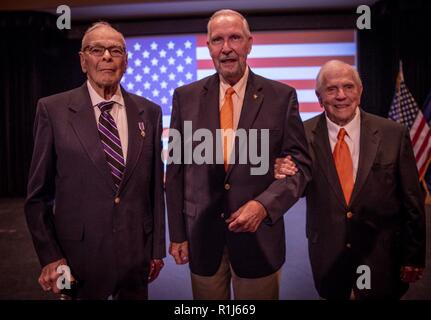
[400,266,424,283]
[169,241,189,264]
[226,200,268,233]
[148,259,164,283]
[38,258,75,294]
[274,155,298,179]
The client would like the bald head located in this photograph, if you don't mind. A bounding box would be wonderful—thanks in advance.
[207,9,251,40]
[81,21,126,50]
[315,60,363,126]
[79,21,128,100]
[316,60,362,94]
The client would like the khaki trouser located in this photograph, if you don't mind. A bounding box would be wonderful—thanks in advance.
[191,247,281,300]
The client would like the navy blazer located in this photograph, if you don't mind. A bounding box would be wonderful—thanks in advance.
[25,83,165,299]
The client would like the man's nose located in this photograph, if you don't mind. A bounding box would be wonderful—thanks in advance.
[336,88,347,99]
[221,40,232,53]
[102,49,113,60]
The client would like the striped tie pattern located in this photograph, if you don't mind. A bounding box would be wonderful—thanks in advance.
[97,101,125,190]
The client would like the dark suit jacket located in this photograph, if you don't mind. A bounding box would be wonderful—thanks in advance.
[166,71,311,278]
[25,83,165,299]
[305,110,426,299]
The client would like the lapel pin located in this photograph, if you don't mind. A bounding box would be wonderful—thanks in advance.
[253,94,258,100]
[138,122,146,138]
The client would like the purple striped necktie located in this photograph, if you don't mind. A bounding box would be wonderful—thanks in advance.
[97,101,125,190]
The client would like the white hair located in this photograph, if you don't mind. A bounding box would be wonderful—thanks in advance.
[81,21,126,50]
[315,60,362,93]
[207,9,251,39]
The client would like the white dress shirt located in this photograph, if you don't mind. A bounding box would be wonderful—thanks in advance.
[325,108,361,181]
[219,66,249,130]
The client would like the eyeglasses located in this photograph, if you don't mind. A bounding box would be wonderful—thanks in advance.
[83,45,126,57]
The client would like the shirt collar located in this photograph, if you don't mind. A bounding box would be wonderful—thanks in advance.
[219,66,249,99]
[325,107,361,138]
[87,81,124,108]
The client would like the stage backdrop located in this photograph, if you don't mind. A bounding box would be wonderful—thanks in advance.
[121,29,357,132]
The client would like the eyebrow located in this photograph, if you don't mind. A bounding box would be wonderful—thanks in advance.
[88,40,124,46]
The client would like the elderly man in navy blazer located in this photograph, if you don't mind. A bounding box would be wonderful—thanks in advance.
[25,22,165,299]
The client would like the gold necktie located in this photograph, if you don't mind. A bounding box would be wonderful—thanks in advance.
[220,87,235,170]
[333,128,354,204]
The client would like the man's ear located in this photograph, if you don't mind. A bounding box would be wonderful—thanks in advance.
[118,52,128,77]
[79,52,87,73]
[124,51,128,70]
[315,90,324,108]
[247,36,253,54]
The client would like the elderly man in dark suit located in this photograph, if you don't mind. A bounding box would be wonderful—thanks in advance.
[275,60,426,299]
[166,9,311,300]
[25,22,165,299]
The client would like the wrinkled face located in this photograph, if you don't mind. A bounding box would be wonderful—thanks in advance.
[79,26,127,90]
[207,14,252,85]
[317,67,362,126]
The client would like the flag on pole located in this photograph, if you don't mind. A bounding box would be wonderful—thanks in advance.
[388,61,431,204]
[421,93,431,204]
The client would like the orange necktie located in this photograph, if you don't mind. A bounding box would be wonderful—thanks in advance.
[220,87,235,170]
[333,128,354,204]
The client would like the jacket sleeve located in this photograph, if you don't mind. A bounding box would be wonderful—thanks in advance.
[165,90,187,243]
[398,127,426,266]
[24,100,63,267]
[151,106,167,259]
[255,89,312,224]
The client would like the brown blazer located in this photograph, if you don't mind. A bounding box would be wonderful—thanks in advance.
[166,71,311,278]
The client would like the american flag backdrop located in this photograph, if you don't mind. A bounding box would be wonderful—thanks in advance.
[388,64,431,180]
[121,30,357,131]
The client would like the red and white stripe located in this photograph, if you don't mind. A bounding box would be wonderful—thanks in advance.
[410,112,431,178]
[196,30,356,120]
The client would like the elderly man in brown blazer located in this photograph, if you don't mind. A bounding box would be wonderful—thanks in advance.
[166,9,311,300]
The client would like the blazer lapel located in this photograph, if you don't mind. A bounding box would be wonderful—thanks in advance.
[198,75,226,175]
[68,84,116,192]
[200,74,221,142]
[311,114,347,207]
[350,111,380,206]
[225,71,264,181]
[117,88,145,194]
